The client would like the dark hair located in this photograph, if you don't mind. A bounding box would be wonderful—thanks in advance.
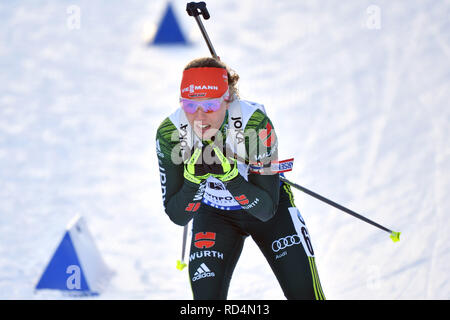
[184,57,240,101]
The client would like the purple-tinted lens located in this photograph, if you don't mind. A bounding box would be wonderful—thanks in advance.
[180,98,222,114]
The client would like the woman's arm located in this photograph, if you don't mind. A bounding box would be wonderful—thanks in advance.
[225,110,280,222]
[156,118,203,226]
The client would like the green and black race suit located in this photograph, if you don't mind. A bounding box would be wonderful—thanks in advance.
[156,100,280,226]
[156,99,325,300]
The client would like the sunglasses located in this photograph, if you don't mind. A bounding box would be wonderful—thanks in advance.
[180,91,229,114]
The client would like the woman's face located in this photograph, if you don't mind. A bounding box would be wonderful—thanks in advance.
[184,98,229,141]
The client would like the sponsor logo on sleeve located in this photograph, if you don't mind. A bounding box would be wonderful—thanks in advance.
[258,122,277,147]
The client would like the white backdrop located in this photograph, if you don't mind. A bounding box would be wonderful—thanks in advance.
[0,0,449,299]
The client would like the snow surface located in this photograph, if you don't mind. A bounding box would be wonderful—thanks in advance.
[0,0,449,300]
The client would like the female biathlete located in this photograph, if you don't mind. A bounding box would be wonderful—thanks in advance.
[156,57,325,300]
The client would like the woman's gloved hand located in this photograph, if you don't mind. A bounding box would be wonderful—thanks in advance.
[209,145,239,182]
[183,144,239,184]
[183,147,210,184]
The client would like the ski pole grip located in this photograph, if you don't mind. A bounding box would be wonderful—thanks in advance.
[186,2,210,20]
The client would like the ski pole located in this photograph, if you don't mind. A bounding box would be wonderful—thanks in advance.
[280,175,401,243]
[186,2,219,59]
[176,223,189,270]
[176,1,219,272]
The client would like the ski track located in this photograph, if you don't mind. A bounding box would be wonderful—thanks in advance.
[426,81,449,298]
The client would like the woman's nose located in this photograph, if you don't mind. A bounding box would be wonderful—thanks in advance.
[193,107,208,120]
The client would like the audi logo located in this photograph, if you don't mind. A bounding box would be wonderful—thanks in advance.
[271,235,302,252]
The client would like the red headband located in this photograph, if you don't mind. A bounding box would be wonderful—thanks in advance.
[180,67,228,99]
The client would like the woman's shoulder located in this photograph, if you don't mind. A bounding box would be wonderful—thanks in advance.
[238,100,273,132]
[156,116,177,142]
